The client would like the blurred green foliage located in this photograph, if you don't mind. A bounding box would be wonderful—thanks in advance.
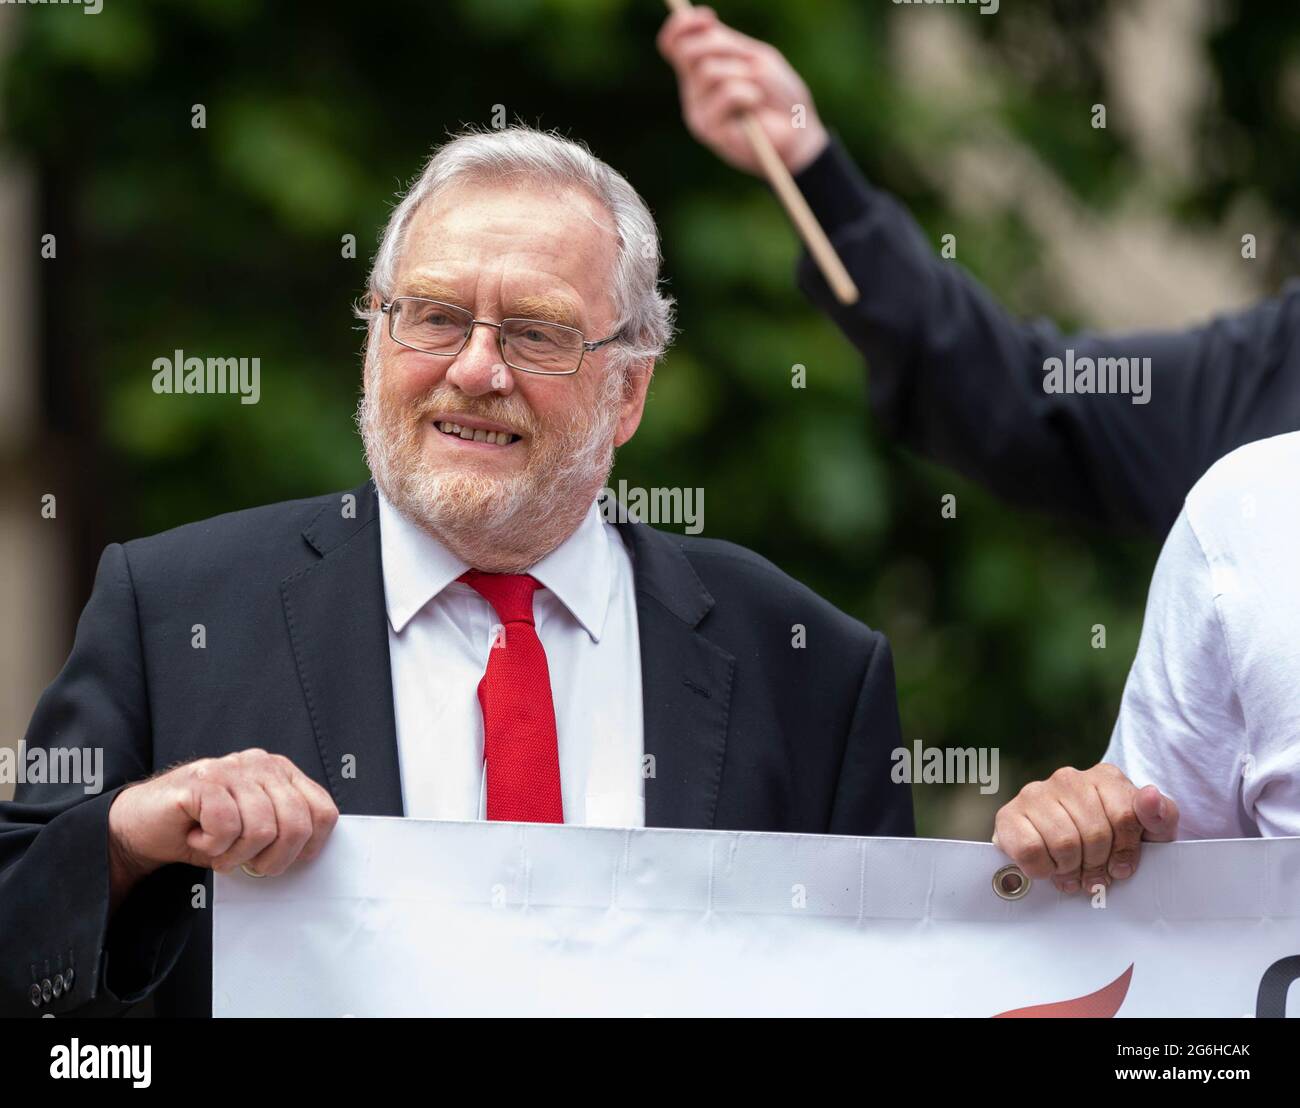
[6,0,1293,835]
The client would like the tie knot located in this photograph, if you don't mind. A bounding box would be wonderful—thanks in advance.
[458,570,541,625]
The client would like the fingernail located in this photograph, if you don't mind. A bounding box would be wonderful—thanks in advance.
[1111,862,1133,879]
[1062,879,1080,892]
[1155,797,1167,821]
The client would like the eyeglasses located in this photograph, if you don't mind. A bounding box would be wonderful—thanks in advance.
[379,297,623,376]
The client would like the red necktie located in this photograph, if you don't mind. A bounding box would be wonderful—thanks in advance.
[458,570,564,823]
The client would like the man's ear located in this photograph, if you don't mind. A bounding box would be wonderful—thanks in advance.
[614,358,655,447]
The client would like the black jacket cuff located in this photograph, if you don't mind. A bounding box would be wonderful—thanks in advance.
[99,862,201,1009]
[1,785,199,1016]
[792,133,877,238]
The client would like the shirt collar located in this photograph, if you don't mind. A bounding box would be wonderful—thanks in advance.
[377,490,613,642]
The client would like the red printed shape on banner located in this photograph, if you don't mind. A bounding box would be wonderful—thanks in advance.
[993,964,1134,1018]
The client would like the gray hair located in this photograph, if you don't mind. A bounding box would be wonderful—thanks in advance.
[361,125,675,373]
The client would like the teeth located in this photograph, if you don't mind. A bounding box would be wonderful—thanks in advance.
[436,420,515,444]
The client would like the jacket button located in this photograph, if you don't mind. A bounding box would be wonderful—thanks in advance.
[40,978,52,1003]
[51,973,64,998]
[29,984,41,1008]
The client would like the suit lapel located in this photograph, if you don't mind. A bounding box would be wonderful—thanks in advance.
[281,480,404,816]
[278,491,732,827]
[617,522,735,831]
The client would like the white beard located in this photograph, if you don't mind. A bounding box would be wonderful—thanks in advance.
[356,350,625,573]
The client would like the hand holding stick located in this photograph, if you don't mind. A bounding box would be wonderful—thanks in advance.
[661,0,859,304]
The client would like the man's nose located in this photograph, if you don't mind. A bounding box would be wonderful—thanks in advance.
[444,323,515,397]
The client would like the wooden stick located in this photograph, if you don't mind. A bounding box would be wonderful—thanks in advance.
[663,0,859,304]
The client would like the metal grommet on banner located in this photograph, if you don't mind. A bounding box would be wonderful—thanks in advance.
[992,864,1030,900]
[240,863,267,879]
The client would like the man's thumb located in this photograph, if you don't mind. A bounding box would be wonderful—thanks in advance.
[1134,784,1179,842]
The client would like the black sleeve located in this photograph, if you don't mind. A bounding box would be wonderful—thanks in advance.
[792,135,1300,537]
[0,543,199,1017]
[829,632,914,837]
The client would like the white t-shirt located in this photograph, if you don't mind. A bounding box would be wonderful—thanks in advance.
[1104,431,1300,839]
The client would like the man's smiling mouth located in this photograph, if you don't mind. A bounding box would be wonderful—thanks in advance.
[433,420,522,446]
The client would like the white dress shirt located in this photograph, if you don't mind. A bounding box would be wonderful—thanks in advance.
[1105,431,1300,838]
[377,490,645,827]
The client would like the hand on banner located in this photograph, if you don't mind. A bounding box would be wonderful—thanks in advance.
[107,749,339,910]
[657,6,829,176]
[992,763,1180,895]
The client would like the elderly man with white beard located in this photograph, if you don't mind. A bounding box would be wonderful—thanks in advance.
[0,126,912,1017]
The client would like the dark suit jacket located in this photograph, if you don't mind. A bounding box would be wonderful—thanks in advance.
[793,136,1300,538]
[0,480,912,1017]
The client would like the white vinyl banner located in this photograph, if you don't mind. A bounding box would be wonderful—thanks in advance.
[212,816,1300,1017]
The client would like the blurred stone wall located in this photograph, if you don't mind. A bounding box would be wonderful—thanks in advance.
[0,7,68,802]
